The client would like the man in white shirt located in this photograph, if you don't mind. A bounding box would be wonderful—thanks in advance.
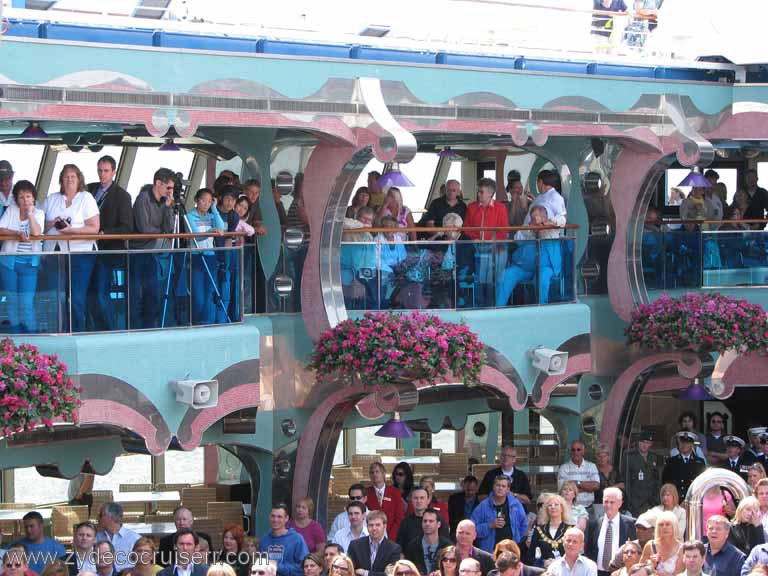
[332,501,368,553]
[525,170,567,228]
[558,440,600,509]
[585,488,636,576]
[546,528,597,576]
[330,484,368,537]
[96,503,140,570]
[680,541,708,576]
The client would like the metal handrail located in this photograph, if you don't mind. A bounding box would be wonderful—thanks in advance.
[342,224,579,235]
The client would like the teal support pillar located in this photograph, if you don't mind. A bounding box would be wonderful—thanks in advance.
[486,412,500,463]
[401,436,419,456]
[252,450,273,535]
[514,409,530,437]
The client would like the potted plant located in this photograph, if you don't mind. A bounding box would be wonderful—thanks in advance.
[625,292,768,354]
[309,311,485,387]
[0,339,82,438]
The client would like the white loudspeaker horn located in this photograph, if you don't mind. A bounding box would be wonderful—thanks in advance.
[529,347,569,376]
[170,379,219,408]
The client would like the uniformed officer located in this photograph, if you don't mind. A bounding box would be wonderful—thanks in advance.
[718,435,747,481]
[742,427,766,466]
[662,431,706,498]
[619,430,662,516]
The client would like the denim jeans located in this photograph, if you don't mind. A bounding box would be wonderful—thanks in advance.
[130,252,169,329]
[191,253,217,325]
[90,253,126,331]
[70,253,96,333]
[0,260,39,333]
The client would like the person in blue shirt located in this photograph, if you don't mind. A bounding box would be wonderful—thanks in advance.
[185,188,226,325]
[11,511,66,574]
[470,475,528,554]
[260,504,309,576]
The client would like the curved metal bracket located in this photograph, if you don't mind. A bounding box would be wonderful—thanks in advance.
[663,94,714,168]
[357,77,417,164]
[511,123,548,147]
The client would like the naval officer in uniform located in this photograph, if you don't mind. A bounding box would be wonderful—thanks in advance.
[662,431,706,498]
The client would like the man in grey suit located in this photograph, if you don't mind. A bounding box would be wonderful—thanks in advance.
[348,510,402,576]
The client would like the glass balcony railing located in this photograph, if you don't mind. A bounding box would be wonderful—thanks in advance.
[642,221,768,290]
[0,232,244,334]
[341,226,577,311]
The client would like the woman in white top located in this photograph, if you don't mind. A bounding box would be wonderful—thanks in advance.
[0,180,44,333]
[376,187,416,241]
[42,164,100,333]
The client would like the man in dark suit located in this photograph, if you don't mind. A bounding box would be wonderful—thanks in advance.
[477,446,532,507]
[448,476,480,537]
[66,521,97,576]
[585,488,636,576]
[742,169,768,229]
[87,154,133,330]
[404,509,453,574]
[348,510,402,576]
[157,529,209,576]
[662,431,707,499]
[719,436,748,481]
[495,551,544,576]
[158,506,213,567]
[455,520,494,576]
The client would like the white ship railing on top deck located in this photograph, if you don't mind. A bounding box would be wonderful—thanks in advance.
[2,0,744,72]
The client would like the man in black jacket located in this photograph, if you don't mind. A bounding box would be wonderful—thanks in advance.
[404,509,453,574]
[348,510,401,576]
[478,446,532,507]
[448,476,480,537]
[88,155,133,330]
[742,169,768,228]
[396,487,451,549]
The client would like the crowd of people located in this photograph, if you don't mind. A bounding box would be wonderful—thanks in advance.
[341,169,569,311]
[643,169,768,288]
[0,159,276,332]
[8,414,768,576]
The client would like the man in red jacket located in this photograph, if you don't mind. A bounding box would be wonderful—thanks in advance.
[463,178,509,306]
[365,461,404,540]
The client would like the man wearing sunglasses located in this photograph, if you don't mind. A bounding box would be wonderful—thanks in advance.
[330,484,368,538]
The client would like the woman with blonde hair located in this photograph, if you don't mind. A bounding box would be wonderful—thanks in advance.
[376,187,416,241]
[207,564,237,576]
[392,559,421,576]
[288,497,326,553]
[652,483,686,539]
[639,510,684,576]
[559,481,587,531]
[730,495,765,554]
[132,537,163,576]
[748,463,766,493]
[329,554,355,576]
[526,493,570,567]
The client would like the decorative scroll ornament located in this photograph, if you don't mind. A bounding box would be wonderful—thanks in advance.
[357,77,417,164]
[147,109,197,138]
[663,94,715,168]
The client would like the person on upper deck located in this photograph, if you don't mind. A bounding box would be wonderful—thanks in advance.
[377,187,416,241]
[0,180,44,334]
[130,167,175,329]
[592,0,628,38]
[43,164,100,333]
[742,169,768,229]
[421,180,467,229]
[367,171,385,210]
[0,160,15,217]
[464,178,508,241]
[87,154,133,331]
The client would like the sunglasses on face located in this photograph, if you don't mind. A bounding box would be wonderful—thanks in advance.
[442,558,457,564]
[5,563,22,568]
[394,471,406,476]
[252,570,267,576]
[332,565,350,572]
[396,571,413,576]
[349,495,364,501]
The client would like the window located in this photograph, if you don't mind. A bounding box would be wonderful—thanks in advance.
[92,453,152,493]
[127,148,195,201]
[13,468,68,504]
[165,447,204,484]
[0,144,45,185]
[432,429,456,453]
[355,425,395,452]
[353,154,441,215]
[333,433,346,465]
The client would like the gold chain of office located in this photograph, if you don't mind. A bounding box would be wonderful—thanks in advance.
[535,524,568,548]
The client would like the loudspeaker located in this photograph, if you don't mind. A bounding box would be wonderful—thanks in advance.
[170,379,219,408]
[529,347,569,376]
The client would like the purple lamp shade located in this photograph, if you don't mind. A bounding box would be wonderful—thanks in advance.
[438,148,459,159]
[678,170,712,188]
[378,163,414,188]
[20,122,48,139]
[678,380,713,401]
[159,139,181,152]
[375,414,414,438]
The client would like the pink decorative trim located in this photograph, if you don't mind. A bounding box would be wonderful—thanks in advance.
[723,353,768,389]
[599,351,701,460]
[533,353,592,408]
[479,365,526,411]
[79,399,168,455]
[178,383,260,451]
